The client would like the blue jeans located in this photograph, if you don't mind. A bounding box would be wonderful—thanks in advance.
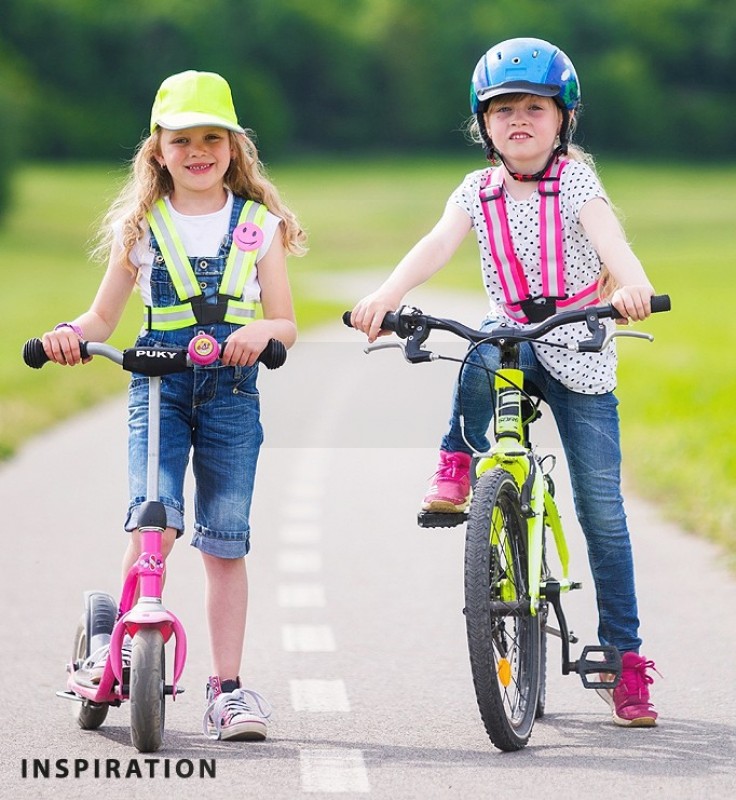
[441,321,641,653]
[125,325,263,559]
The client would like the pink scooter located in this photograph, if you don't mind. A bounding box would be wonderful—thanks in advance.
[23,333,285,752]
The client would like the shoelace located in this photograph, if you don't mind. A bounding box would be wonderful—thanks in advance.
[203,688,272,739]
[621,658,660,700]
[435,455,468,480]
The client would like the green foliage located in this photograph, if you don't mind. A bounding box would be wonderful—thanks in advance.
[602,161,736,563]
[1,0,735,164]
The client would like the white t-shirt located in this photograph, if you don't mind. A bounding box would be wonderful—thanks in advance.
[121,190,282,305]
[450,160,617,394]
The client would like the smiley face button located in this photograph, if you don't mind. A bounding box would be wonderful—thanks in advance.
[233,222,264,252]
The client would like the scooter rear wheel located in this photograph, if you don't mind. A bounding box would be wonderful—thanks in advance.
[71,590,116,730]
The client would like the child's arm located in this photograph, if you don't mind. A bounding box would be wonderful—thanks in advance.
[351,202,471,341]
[221,232,297,367]
[41,243,137,365]
[580,197,655,321]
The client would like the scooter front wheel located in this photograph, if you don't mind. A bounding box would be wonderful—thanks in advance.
[129,628,166,753]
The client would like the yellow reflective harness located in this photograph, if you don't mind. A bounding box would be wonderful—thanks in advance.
[144,198,268,330]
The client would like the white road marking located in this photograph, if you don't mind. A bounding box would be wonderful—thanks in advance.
[282,624,336,652]
[282,501,322,521]
[290,481,324,500]
[290,679,350,712]
[278,583,326,608]
[300,749,370,793]
[279,522,322,545]
[283,456,368,792]
[278,550,323,573]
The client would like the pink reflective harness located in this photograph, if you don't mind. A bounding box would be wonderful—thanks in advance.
[479,159,600,323]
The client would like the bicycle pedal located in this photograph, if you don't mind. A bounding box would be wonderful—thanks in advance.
[571,645,622,689]
[417,511,468,529]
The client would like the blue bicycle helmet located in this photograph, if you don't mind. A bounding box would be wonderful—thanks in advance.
[470,38,581,176]
[470,37,580,114]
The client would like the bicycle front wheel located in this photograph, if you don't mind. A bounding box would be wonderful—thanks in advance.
[464,467,542,751]
[129,628,166,753]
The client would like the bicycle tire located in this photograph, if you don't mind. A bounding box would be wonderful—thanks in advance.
[129,628,166,753]
[535,614,548,720]
[464,467,542,751]
[71,592,117,730]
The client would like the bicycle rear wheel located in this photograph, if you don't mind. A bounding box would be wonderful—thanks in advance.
[130,628,166,753]
[464,467,542,751]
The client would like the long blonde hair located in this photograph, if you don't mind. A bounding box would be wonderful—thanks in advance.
[92,128,307,268]
[466,97,617,298]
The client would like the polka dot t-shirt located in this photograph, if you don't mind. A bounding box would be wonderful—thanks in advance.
[450,159,617,394]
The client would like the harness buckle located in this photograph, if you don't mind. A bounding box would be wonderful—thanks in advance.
[190,295,231,326]
[537,180,561,197]
[479,184,503,203]
[519,296,559,323]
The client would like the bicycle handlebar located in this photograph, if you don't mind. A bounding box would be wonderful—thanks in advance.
[343,294,671,359]
[22,336,287,374]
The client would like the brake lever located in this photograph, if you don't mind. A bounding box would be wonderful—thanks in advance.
[364,341,407,356]
[576,329,654,352]
[600,330,654,350]
[364,338,435,364]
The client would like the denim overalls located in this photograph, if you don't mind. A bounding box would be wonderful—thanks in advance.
[124,196,263,559]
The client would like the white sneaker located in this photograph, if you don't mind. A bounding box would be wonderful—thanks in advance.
[203,677,272,741]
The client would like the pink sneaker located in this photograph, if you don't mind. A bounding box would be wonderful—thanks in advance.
[597,652,659,727]
[422,450,472,512]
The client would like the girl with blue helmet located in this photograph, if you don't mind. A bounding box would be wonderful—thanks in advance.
[470,37,580,178]
[351,37,660,728]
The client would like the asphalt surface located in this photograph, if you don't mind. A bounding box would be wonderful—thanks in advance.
[1,287,734,799]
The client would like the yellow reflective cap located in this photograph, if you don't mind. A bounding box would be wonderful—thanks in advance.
[150,70,244,134]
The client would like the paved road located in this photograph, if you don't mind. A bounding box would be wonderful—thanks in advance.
[1,288,735,799]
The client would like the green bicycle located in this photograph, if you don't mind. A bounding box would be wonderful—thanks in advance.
[344,295,670,751]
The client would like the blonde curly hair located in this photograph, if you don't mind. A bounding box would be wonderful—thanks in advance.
[92,128,307,269]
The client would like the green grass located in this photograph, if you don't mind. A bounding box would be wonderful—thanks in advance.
[2,158,735,564]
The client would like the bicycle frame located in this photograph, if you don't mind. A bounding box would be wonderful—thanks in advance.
[463,338,621,685]
[474,353,572,619]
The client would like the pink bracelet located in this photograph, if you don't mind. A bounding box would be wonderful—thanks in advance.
[54,322,84,337]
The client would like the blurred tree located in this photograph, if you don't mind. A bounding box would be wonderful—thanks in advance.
[1,0,734,164]
[0,44,34,220]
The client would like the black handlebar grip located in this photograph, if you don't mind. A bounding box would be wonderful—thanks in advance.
[258,338,287,370]
[650,294,671,313]
[22,338,49,368]
[23,338,90,368]
[341,310,402,333]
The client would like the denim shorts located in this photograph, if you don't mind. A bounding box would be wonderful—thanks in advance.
[124,338,263,559]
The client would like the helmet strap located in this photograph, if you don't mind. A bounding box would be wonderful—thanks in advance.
[501,147,563,182]
[478,108,571,181]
